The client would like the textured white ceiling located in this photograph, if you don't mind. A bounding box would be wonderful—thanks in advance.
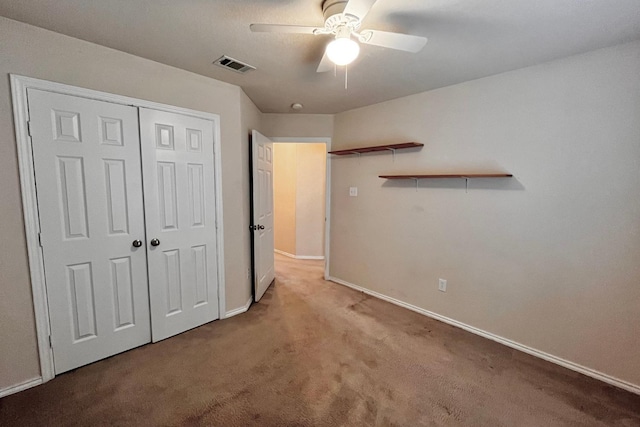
[1,0,639,113]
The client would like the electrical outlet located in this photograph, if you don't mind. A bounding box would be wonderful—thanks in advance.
[438,278,447,292]
[349,187,358,197]
[247,268,251,280]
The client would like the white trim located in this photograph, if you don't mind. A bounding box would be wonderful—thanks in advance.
[328,276,640,396]
[10,74,226,386]
[296,255,325,260]
[324,145,332,281]
[271,137,330,143]
[269,136,332,281]
[274,249,324,260]
[224,297,252,318]
[0,377,42,398]
[11,75,221,121]
[274,249,296,258]
[10,75,56,383]
[212,113,226,319]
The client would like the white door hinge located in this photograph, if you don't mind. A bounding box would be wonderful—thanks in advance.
[48,335,52,348]
[38,232,43,247]
[27,121,32,137]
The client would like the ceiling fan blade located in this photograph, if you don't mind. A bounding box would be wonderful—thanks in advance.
[343,0,378,21]
[360,30,427,53]
[250,24,321,34]
[316,51,334,73]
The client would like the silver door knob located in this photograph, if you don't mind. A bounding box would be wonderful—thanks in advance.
[258,225,265,230]
[150,238,160,247]
[132,240,142,248]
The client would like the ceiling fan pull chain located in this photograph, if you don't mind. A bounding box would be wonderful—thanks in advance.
[346,65,350,90]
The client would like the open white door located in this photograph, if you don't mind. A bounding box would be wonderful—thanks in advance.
[251,130,275,301]
[140,108,219,342]
[28,89,151,373]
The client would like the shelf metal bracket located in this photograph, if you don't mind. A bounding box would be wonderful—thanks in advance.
[463,177,469,193]
[413,178,419,192]
[385,147,397,161]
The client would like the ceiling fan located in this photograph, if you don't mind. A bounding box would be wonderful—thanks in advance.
[250,0,428,72]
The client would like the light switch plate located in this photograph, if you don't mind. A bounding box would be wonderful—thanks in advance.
[349,187,358,197]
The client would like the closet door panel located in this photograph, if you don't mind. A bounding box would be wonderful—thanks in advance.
[139,108,219,342]
[28,89,151,374]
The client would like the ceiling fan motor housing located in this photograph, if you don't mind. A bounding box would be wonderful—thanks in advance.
[322,0,361,32]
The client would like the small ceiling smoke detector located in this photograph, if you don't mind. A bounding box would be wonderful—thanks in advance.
[291,103,303,110]
[213,55,256,74]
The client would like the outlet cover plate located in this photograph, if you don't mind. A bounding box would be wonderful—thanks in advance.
[438,278,447,292]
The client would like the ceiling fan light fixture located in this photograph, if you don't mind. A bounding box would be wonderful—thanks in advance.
[326,36,360,66]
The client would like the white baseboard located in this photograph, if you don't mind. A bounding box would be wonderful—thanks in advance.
[0,377,42,398]
[1,297,253,398]
[328,276,640,396]
[274,249,296,258]
[224,296,252,319]
[275,249,324,260]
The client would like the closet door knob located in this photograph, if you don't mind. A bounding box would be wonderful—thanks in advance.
[132,239,143,248]
[258,225,265,230]
[150,238,160,247]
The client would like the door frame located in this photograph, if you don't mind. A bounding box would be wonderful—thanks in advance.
[10,74,226,384]
[267,137,332,280]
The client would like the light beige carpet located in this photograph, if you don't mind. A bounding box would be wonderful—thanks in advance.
[1,254,639,426]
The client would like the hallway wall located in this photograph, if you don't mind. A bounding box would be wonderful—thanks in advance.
[273,144,297,255]
[273,143,326,258]
[295,144,327,258]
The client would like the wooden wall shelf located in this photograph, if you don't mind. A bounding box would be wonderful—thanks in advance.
[329,142,423,156]
[379,173,513,191]
[379,174,513,179]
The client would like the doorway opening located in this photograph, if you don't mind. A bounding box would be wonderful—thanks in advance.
[273,142,327,265]
[250,133,331,303]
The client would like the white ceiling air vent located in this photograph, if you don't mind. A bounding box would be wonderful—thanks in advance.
[213,55,256,74]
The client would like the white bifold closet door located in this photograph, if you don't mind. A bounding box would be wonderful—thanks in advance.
[28,90,220,374]
[28,89,151,374]
[139,108,219,342]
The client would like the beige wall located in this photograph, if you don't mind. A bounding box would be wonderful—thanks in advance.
[0,17,255,390]
[295,144,326,257]
[262,114,334,138]
[330,40,640,387]
[273,144,297,255]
